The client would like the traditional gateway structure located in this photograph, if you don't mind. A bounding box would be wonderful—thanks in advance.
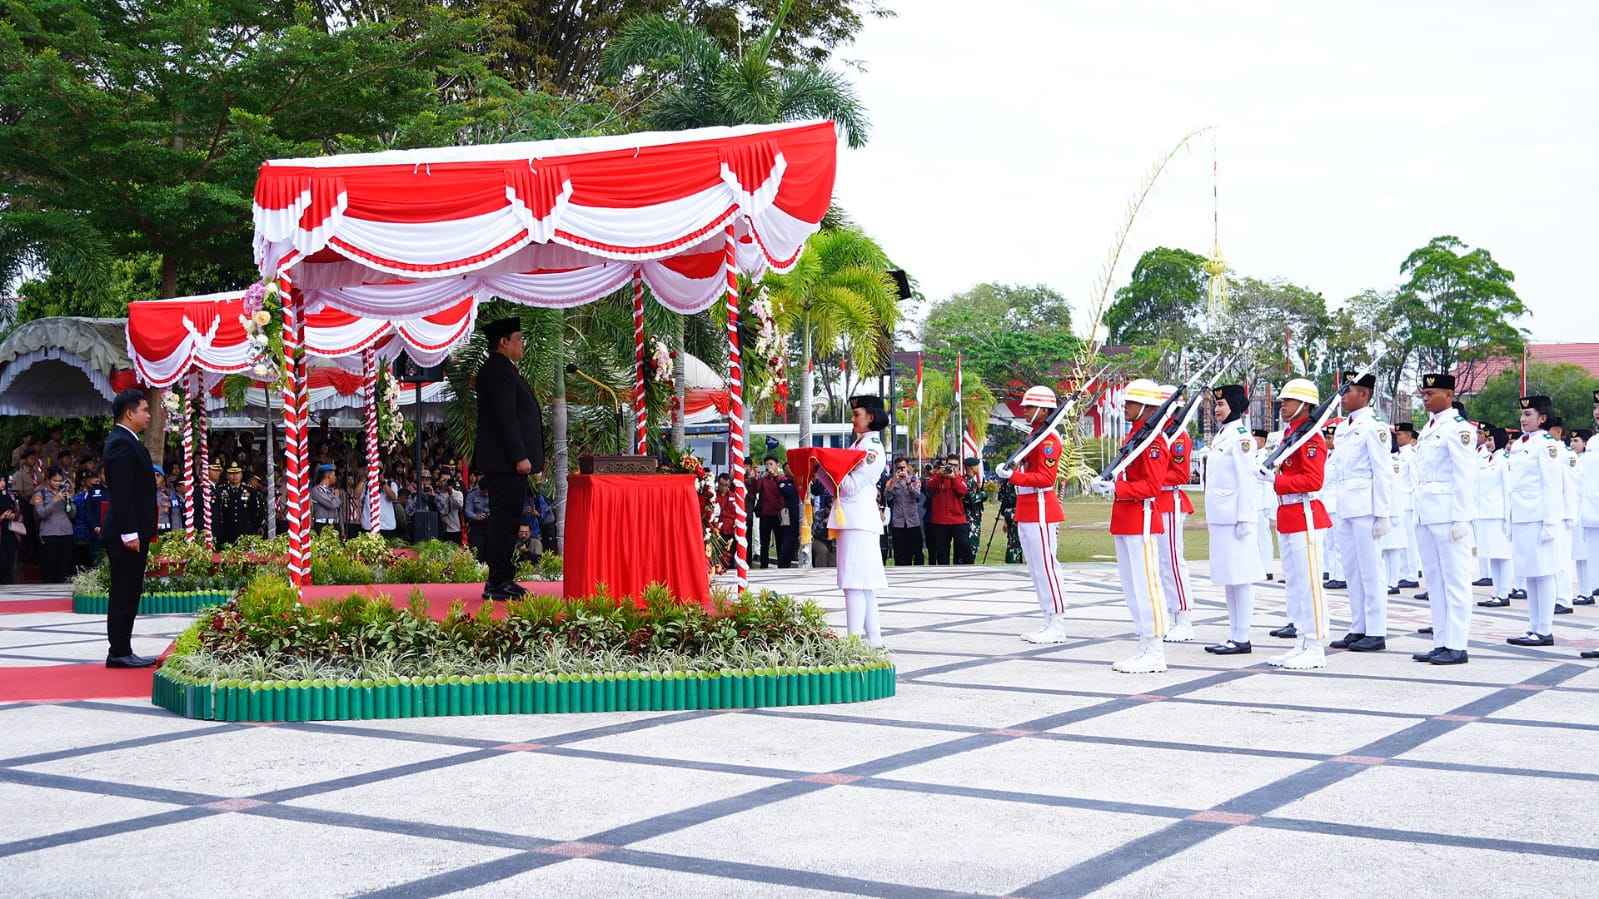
[246,119,838,592]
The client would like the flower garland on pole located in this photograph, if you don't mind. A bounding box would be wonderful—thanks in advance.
[169,383,195,540]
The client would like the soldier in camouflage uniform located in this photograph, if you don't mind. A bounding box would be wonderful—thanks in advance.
[957,456,985,564]
[998,479,1023,563]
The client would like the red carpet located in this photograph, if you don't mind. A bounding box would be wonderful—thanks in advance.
[300,581,563,620]
[0,662,158,701]
[0,599,73,615]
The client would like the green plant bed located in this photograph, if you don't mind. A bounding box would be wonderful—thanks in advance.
[72,590,230,615]
[152,662,896,721]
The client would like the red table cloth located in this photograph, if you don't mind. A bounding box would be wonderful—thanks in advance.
[563,474,712,607]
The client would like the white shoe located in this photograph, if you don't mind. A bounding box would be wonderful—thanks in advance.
[1021,617,1070,644]
[1163,615,1196,643]
[1021,614,1053,642]
[1266,636,1306,668]
[1282,639,1326,670]
[1113,638,1167,673]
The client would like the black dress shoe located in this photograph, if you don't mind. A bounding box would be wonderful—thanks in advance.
[1325,580,1347,590]
[1205,640,1252,655]
[1387,586,1401,595]
[481,583,512,601]
[1269,623,1298,638]
[501,581,529,598]
[1417,626,1433,635]
[1507,633,1554,647]
[1412,647,1445,662]
[1472,577,1493,587]
[1414,591,1429,601]
[1581,650,1599,659]
[1575,595,1596,606]
[1510,588,1528,600]
[1348,635,1387,652]
[1330,632,1366,649]
[1266,573,1275,581]
[1430,648,1468,665]
[106,654,156,669]
[1478,596,1509,608]
[1555,603,1574,615]
[1397,579,1419,589]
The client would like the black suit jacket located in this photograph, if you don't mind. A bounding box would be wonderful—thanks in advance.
[473,352,544,475]
[102,426,157,546]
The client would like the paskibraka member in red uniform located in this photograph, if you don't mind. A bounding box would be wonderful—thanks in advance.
[1089,378,1172,674]
[995,386,1069,643]
[1153,385,1199,644]
[1268,377,1333,670]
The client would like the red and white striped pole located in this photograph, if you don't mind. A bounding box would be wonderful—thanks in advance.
[197,374,212,548]
[182,370,197,539]
[362,347,381,535]
[280,283,310,588]
[632,271,649,456]
[723,226,748,592]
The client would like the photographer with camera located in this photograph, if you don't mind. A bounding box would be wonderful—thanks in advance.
[883,458,924,565]
[925,453,969,565]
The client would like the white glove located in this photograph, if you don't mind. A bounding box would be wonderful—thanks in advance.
[1234,520,1253,539]
[1254,466,1273,483]
[994,463,1013,481]
[1088,478,1115,498]
[1450,523,1471,544]
[1373,518,1390,539]
[1540,524,1556,544]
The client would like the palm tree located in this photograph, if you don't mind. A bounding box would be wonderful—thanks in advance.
[765,228,898,449]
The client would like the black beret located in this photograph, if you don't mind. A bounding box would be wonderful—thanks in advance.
[1421,373,1455,390]
[482,316,522,341]
[1521,395,1553,414]
[1251,428,1268,438]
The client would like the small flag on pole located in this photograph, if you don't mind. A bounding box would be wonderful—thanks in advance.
[962,426,981,479]
[954,352,962,396]
[915,354,924,405]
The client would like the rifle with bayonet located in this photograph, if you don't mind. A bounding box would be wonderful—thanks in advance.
[997,361,1115,473]
[1098,352,1226,481]
[1257,363,1379,476]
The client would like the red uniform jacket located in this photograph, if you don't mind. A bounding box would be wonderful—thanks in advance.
[1274,419,1331,533]
[1155,431,1195,516]
[1111,417,1168,536]
[1012,431,1065,524]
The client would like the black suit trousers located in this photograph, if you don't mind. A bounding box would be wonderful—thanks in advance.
[481,473,527,586]
[107,540,149,658]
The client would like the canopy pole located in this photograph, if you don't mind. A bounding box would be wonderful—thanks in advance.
[198,375,212,549]
[362,348,381,535]
[182,371,197,540]
[281,284,310,588]
[723,226,749,593]
[263,385,276,539]
[632,271,648,456]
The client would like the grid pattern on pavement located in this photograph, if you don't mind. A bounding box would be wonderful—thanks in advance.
[2,563,1597,897]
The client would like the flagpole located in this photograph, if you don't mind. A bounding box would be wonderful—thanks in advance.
[955,352,965,465]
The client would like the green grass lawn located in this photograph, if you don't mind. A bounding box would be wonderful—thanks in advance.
[966,492,1212,565]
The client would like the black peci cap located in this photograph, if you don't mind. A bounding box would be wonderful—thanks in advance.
[1338,371,1377,390]
[1520,395,1553,414]
[1421,373,1456,390]
[482,316,521,342]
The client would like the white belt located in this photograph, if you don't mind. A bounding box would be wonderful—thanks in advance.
[1278,493,1314,505]
[1017,486,1046,495]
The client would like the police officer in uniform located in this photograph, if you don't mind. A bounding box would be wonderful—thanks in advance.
[834,395,888,647]
[1410,374,1477,664]
[996,386,1070,644]
[474,317,544,600]
[1325,372,1395,653]
[1507,396,1564,646]
[1088,378,1170,673]
[1266,378,1332,670]
[213,463,250,547]
[1203,384,1264,654]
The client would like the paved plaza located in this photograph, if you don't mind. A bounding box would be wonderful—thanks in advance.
[3,564,1598,897]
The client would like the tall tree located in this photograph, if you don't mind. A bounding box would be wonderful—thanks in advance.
[1468,362,1598,430]
[1204,276,1331,398]
[765,227,897,450]
[1103,247,1207,346]
[920,282,1078,392]
[1395,235,1526,387]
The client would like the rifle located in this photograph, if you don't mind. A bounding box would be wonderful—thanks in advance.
[1098,353,1226,481]
[1163,353,1239,440]
[998,362,1115,471]
[1257,363,1378,476]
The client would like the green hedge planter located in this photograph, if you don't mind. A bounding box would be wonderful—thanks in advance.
[152,663,897,721]
[73,590,230,616]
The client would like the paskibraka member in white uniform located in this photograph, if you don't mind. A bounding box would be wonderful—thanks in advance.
[1473,426,1515,608]
[832,395,889,647]
[1410,374,1477,665]
[1325,372,1395,654]
[1505,395,1564,647]
[1202,384,1265,655]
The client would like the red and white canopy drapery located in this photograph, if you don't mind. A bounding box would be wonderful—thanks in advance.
[252,120,838,590]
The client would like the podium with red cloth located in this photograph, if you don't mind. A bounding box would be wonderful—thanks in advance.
[562,474,712,608]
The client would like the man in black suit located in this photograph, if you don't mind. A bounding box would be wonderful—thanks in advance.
[102,389,158,668]
[473,317,544,600]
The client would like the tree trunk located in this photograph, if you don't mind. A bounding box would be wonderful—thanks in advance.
[552,317,569,553]
[798,326,813,449]
[672,315,687,451]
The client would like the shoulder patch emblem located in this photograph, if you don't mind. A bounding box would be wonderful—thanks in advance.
[1459,431,1472,446]
[1173,442,1186,459]
[1240,438,1253,452]
[1549,446,1559,459]
[1150,448,1162,460]
[866,451,878,463]
[1307,446,1318,458]
[1042,443,1056,458]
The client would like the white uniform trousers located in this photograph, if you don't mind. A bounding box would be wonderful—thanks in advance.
[1335,515,1386,637]
[835,529,885,646]
[1406,512,1424,580]
[1280,529,1330,642]
[1416,523,1472,650]
[1157,510,1194,618]
[1510,521,1556,635]
[1257,512,1275,574]
[1114,534,1165,639]
[1583,527,1599,593]
[1324,516,1344,581]
[1384,547,1406,588]
[1018,521,1066,619]
[1556,523,1576,599]
[1575,523,1590,592]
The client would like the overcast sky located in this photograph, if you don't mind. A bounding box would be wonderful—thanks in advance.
[832,0,1597,343]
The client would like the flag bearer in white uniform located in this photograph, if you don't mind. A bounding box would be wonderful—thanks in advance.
[1325,372,1395,654]
[1252,428,1277,580]
[1203,385,1264,655]
[995,386,1069,644]
[1473,426,1515,608]
[1385,425,1418,591]
[833,396,889,647]
[1410,374,1477,665]
[1570,429,1593,604]
[1578,397,1599,608]
[1551,420,1578,616]
[1506,395,1564,647]
[1397,425,1424,587]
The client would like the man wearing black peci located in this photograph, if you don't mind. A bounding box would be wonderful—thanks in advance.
[474,317,544,600]
[102,389,158,668]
